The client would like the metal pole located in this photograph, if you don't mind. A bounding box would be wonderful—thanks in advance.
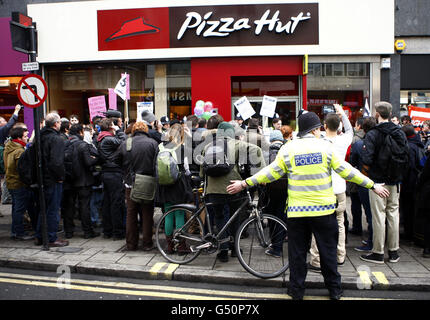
[29,22,49,251]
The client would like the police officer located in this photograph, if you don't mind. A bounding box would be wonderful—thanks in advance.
[227,111,389,300]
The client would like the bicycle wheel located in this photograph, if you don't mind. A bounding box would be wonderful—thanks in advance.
[235,214,289,279]
[155,207,204,264]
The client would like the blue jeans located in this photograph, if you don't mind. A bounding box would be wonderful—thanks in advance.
[36,183,63,242]
[10,187,35,237]
[358,186,373,244]
[90,189,103,224]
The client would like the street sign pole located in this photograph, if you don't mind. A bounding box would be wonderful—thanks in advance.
[29,22,49,251]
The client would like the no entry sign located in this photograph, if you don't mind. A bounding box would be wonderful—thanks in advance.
[17,74,47,108]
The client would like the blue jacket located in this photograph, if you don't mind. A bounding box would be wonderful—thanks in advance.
[0,114,18,145]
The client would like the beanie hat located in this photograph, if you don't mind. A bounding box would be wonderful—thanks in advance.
[270,130,284,142]
[297,112,321,137]
[217,121,235,139]
[141,110,156,124]
[160,116,169,125]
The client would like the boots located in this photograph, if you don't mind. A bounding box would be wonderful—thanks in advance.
[177,239,191,256]
[166,236,174,254]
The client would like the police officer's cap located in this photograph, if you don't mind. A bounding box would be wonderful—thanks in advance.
[297,111,321,137]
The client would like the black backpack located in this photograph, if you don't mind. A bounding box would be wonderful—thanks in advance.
[17,143,38,187]
[375,128,409,183]
[203,138,234,177]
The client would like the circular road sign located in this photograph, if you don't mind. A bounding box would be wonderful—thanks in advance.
[17,74,48,108]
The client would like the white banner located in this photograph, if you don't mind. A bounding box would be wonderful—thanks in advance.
[234,96,255,121]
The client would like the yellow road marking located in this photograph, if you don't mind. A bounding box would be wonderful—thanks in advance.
[164,263,179,275]
[358,271,372,286]
[150,262,166,276]
[0,272,396,300]
[372,272,389,285]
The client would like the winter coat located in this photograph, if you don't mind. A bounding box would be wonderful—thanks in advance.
[402,134,425,191]
[0,114,18,145]
[97,129,126,173]
[117,131,159,186]
[40,127,65,186]
[361,121,408,184]
[266,141,288,192]
[417,156,430,210]
[69,134,100,188]
[3,140,25,190]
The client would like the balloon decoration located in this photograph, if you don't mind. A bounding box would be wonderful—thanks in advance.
[201,112,212,120]
[194,100,205,117]
[204,101,213,112]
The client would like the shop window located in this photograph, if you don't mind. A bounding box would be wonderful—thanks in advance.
[167,62,191,122]
[231,76,299,97]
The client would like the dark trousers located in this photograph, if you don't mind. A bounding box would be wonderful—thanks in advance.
[36,182,62,243]
[263,188,287,253]
[350,191,363,233]
[287,213,341,299]
[206,193,243,251]
[101,172,125,238]
[424,214,430,249]
[358,186,373,243]
[125,188,154,250]
[63,186,93,235]
[400,191,416,239]
[10,187,37,237]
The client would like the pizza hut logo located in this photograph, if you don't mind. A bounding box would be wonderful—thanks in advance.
[105,17,160,42]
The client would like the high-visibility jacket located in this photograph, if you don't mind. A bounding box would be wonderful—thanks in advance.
[245,134,374,218]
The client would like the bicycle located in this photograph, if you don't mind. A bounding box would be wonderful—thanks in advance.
[155,181,289,279]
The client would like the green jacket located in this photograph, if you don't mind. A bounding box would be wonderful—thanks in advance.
[201,137,266,195]
[4,140,26,190]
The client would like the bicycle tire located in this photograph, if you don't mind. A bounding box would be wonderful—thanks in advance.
[155,207,204,264]
[235,214,289,279]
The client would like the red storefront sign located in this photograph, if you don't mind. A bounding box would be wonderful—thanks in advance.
[97,4,319,51]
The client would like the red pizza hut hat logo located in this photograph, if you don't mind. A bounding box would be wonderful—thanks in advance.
[105,17,160,42]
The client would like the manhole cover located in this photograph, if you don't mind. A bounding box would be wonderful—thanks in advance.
[56,247,83,253]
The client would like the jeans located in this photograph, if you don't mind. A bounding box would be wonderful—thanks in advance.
[350,191,363,233]
[90,189,103,224]
[358,186,373,244]
[36,183,63,243]
[206,193,244,251]
[10,187,36,237]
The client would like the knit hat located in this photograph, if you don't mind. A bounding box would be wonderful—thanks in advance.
[141,110,156,124]
[217,121,235,139]
[160,116,169,125]
[270,130,284,142]
[297,111,321,137]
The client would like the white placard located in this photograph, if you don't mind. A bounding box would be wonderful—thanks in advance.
[233,96,255,121]
[136,101,154,121]
[260,95,277,118]
[22,62,39,72]
[114,73,128,101]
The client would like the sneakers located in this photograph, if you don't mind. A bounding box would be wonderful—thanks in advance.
[265,248,281,258]
[354,244,372,252]
[360,253,384,264]
[11,234,34,241]
[423,248,430,258]
[83,231,100,239]
[217,250,229,263]
[388,250,400,263]
[307,262,321,273]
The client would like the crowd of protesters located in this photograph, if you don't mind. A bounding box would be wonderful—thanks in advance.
[1,102,430,263]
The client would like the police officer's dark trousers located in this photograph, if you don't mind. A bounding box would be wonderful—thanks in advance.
[287,212,341,299]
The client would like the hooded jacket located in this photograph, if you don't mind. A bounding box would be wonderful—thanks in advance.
[4,140,26,190]
[361,121,408,184]
[97,129,126,172]
[403,133,425,190]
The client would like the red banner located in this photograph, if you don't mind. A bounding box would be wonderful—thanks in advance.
[409,105,430,129]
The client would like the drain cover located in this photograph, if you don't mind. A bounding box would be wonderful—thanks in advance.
[56,247,83,253]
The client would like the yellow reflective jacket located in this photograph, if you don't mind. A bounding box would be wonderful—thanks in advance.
[245,134,374,218]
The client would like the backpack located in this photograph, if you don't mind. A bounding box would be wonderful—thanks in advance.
[0,145,5,175]
[202,138,234,177]
[156,143,181,185]
[17,143,38,187]
[375,128,409,182]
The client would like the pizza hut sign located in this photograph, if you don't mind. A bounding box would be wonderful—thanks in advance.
[98,4,319,51]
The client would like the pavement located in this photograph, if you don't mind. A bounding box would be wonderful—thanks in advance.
[1,199,430,294]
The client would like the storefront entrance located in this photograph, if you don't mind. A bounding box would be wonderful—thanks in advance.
[231,96,299,129]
